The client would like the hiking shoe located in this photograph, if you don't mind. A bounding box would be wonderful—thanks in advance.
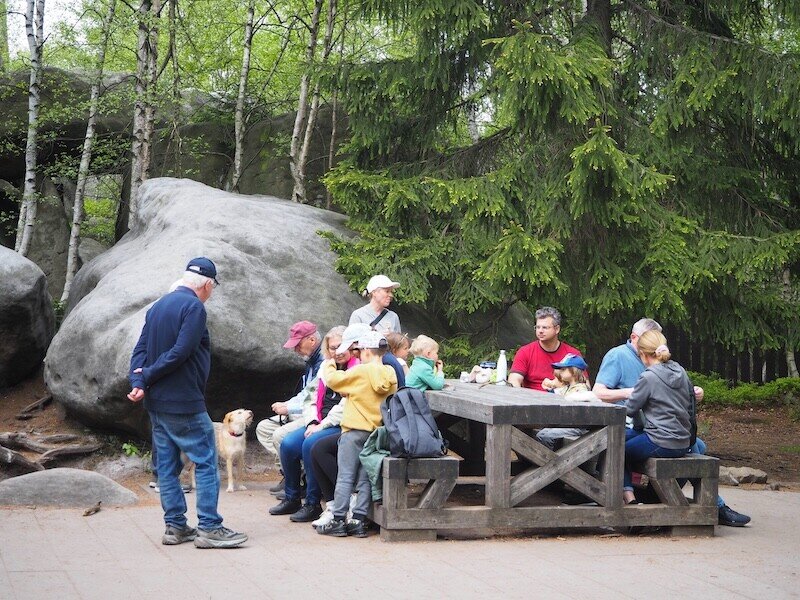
[269,498,302,515]
[346,518,368,538]
[631,472,650,489]
[162,524,197,545]
[290,503,323,523]
[312,507,334,528]
[275,484,306,501]
[269,476,285,494]
[718,504,751,527]
[194,526,248,549]
[316,517,347,537]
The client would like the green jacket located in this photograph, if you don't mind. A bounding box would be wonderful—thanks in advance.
[406,355,445,391]
[359,426,390,501]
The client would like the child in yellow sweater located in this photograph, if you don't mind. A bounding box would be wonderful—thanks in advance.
[316,330,398,537]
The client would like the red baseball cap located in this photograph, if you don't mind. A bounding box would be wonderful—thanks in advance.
[283,321,318,349]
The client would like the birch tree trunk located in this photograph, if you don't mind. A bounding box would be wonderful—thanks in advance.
[326,11,346,210]
[231,0,255,192]
[142,0,161,181]
[289,0,323,203]
[296,0,336,205]
[60,0,117,304]
[167,0,181,176]
[129,0,151,227]
[15,0,45,257]
[783,268,799,378]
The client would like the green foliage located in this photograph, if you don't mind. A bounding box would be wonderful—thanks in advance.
[689,372,800,420]
[322,0,800,354]
[121,441,142,457]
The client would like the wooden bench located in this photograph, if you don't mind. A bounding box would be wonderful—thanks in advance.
[640,454,719,536]
[373,456,460,542]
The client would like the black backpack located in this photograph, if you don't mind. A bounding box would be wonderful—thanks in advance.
[381,386,447,458]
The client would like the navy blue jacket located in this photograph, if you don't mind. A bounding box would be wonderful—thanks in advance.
[129,286,211,414]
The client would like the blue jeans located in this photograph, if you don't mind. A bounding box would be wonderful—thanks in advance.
[624,429,687,490]
[149,410,223,530]
[280,425,341,504]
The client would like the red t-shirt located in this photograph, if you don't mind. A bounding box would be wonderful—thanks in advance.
[510,340,587,391]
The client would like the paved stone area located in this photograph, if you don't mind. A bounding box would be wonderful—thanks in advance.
[1,485,797,599]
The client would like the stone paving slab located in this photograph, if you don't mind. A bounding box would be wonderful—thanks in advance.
[0,486,798,600]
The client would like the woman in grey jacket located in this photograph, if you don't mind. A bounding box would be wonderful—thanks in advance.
[623,330,693,504]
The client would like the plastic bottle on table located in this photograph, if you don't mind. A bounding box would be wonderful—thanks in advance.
[496,349,507,385]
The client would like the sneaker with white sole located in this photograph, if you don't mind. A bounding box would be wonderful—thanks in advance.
[194,526,248,549]
[162,524,197,545]
[312,507,334,528]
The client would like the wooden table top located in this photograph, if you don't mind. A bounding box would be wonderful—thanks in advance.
[426,380,626,427]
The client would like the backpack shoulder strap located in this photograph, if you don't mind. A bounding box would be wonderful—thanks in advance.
[369,309,389,329]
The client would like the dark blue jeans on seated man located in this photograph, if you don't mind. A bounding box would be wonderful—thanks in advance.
[280,425,342,505]
[149,410,223,530]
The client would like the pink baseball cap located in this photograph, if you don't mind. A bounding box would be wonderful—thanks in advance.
[283,321,318,349]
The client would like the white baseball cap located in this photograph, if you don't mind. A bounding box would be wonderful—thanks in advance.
[357,330,387,350]
[365,274,400,294]
[335,323,372,355]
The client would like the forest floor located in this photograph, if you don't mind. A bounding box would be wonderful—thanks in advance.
[2,370,799,496]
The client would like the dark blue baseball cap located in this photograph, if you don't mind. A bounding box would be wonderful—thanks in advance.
[551,353,587,370]
[186,257,219,285]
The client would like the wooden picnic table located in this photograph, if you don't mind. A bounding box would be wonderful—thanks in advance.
[428,381,626,510]
[374,380,719,540]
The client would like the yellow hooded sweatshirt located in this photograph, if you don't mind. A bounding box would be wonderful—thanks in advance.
[321,360,398,432]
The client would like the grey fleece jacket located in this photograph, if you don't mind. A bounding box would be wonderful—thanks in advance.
[626,361,693,449]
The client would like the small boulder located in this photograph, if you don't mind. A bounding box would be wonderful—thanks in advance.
[726,466,768,484]
[718,467,740,486]
[0,468,138,507]
[0,246,55,388]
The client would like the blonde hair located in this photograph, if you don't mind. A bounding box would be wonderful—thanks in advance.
[409,334,438,357]
[554,366,586,385]
[385,332,410,355]
[637,329,671,363]
[323,325,347,359]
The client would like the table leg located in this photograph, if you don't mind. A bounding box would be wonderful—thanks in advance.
[485,424,511,508]
[602,423,624,507]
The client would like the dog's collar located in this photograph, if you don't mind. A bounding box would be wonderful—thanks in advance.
[228,430,244,437]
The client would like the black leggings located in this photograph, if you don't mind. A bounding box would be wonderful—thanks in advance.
[310,432,340,502]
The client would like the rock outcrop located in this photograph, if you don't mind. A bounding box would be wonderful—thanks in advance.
[44,178,534,437]
[0,468,137,507]
[0,246,55,388]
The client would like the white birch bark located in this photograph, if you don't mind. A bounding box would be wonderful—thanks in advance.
[289,0,323,203]
[142,0,161,180]
[60,0,117,304]
[297,0,336,205]
[167,0,181,176]
[129,0,151,227]
[231,0,255,192]
[783,268,799,378]
[15,0,45,257]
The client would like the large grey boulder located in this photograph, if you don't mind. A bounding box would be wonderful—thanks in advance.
[44,178,535,436]
[0,468,137,507]
[0,246,55,388]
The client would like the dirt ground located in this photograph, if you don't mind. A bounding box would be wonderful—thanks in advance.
[2,371,799,497]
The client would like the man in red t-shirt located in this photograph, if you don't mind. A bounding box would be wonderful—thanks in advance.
[508,306,587,391]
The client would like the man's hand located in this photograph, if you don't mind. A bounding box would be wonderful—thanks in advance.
[271,401,289,415]
[305,423,322,437]
[694,386,704,402]
[127,368,144,402]
[127,388,144,402]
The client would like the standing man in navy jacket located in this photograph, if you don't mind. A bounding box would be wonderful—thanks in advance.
[128,257,248,549]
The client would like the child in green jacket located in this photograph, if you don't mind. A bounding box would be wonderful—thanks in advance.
[406,335,445,391]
